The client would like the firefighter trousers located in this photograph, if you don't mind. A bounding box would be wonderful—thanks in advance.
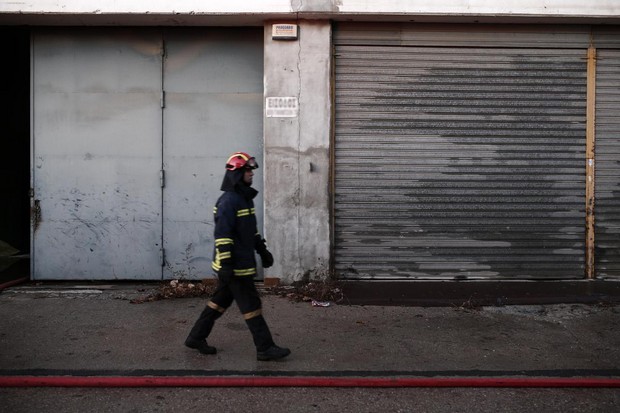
[187,275,275,352]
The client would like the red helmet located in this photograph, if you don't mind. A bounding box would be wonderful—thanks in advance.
[225,152,258,171]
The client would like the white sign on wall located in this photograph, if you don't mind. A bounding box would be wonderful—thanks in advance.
[266,96,299,117]
[272,24,298,40]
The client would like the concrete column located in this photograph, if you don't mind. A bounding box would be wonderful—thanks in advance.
[263,20,331,283]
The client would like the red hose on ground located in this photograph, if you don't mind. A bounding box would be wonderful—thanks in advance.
[0,277,29,292]
[1,376,620,388]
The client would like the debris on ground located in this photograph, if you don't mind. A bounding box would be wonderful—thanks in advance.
[267,280,344,304]
[129,278,346,305]
[452,296,484,312]
[130,279,216,304]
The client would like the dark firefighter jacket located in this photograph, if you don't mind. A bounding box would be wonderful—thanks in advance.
[211,169,264,277]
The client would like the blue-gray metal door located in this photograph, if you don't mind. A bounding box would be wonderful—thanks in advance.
[32,29,164,279]
[162,28,264,280]
[32,28,264,281]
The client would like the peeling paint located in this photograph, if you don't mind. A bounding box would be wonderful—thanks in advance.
[333,25,588,280]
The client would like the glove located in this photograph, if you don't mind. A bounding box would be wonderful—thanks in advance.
[259,249,274,268]
[256,238,274,268]
[218,266,234,283]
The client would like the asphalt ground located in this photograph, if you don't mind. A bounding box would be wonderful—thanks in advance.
[1,282,619,412]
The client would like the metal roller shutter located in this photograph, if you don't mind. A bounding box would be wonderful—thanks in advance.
[333,25,587,280]
[595,50,620,279]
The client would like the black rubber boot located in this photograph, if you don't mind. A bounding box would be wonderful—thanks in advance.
[257,345,291,361]
[186,306,223,355]
[184,337,217,355]
[245,315,275,351]
[246,315,290,361]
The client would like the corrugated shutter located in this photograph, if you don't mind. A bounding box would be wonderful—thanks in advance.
[333,25,587,280]
[595,49,620,279]
[334,23,591,49]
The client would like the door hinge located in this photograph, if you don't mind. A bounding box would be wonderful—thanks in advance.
[161,91,166,108]
[160,247,166,267]
[160,169,166,188]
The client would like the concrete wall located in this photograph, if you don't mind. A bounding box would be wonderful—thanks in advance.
[263,21,331,283]
[337,1,620,16]
[1,1,619,16]
[2,1,619,25]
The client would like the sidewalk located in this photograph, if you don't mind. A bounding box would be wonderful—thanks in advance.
[1,282,619,384]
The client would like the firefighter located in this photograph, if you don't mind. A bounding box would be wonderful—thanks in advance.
[185,151,291,361]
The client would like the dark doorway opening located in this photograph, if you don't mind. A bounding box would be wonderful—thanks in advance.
[0,27,31,283]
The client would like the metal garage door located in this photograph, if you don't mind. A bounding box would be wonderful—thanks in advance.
[32,28,263,280]
[32,29,164,280]
[595,49,620,279]
[162,28,264,280]
[333,24,589,280]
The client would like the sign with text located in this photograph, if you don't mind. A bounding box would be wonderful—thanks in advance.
[266,97,299,118]
[272,24,298,40]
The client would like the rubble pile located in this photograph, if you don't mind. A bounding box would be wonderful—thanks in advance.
[267,280,344,304]
[130,278,346,305]
[130,279,216,304]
